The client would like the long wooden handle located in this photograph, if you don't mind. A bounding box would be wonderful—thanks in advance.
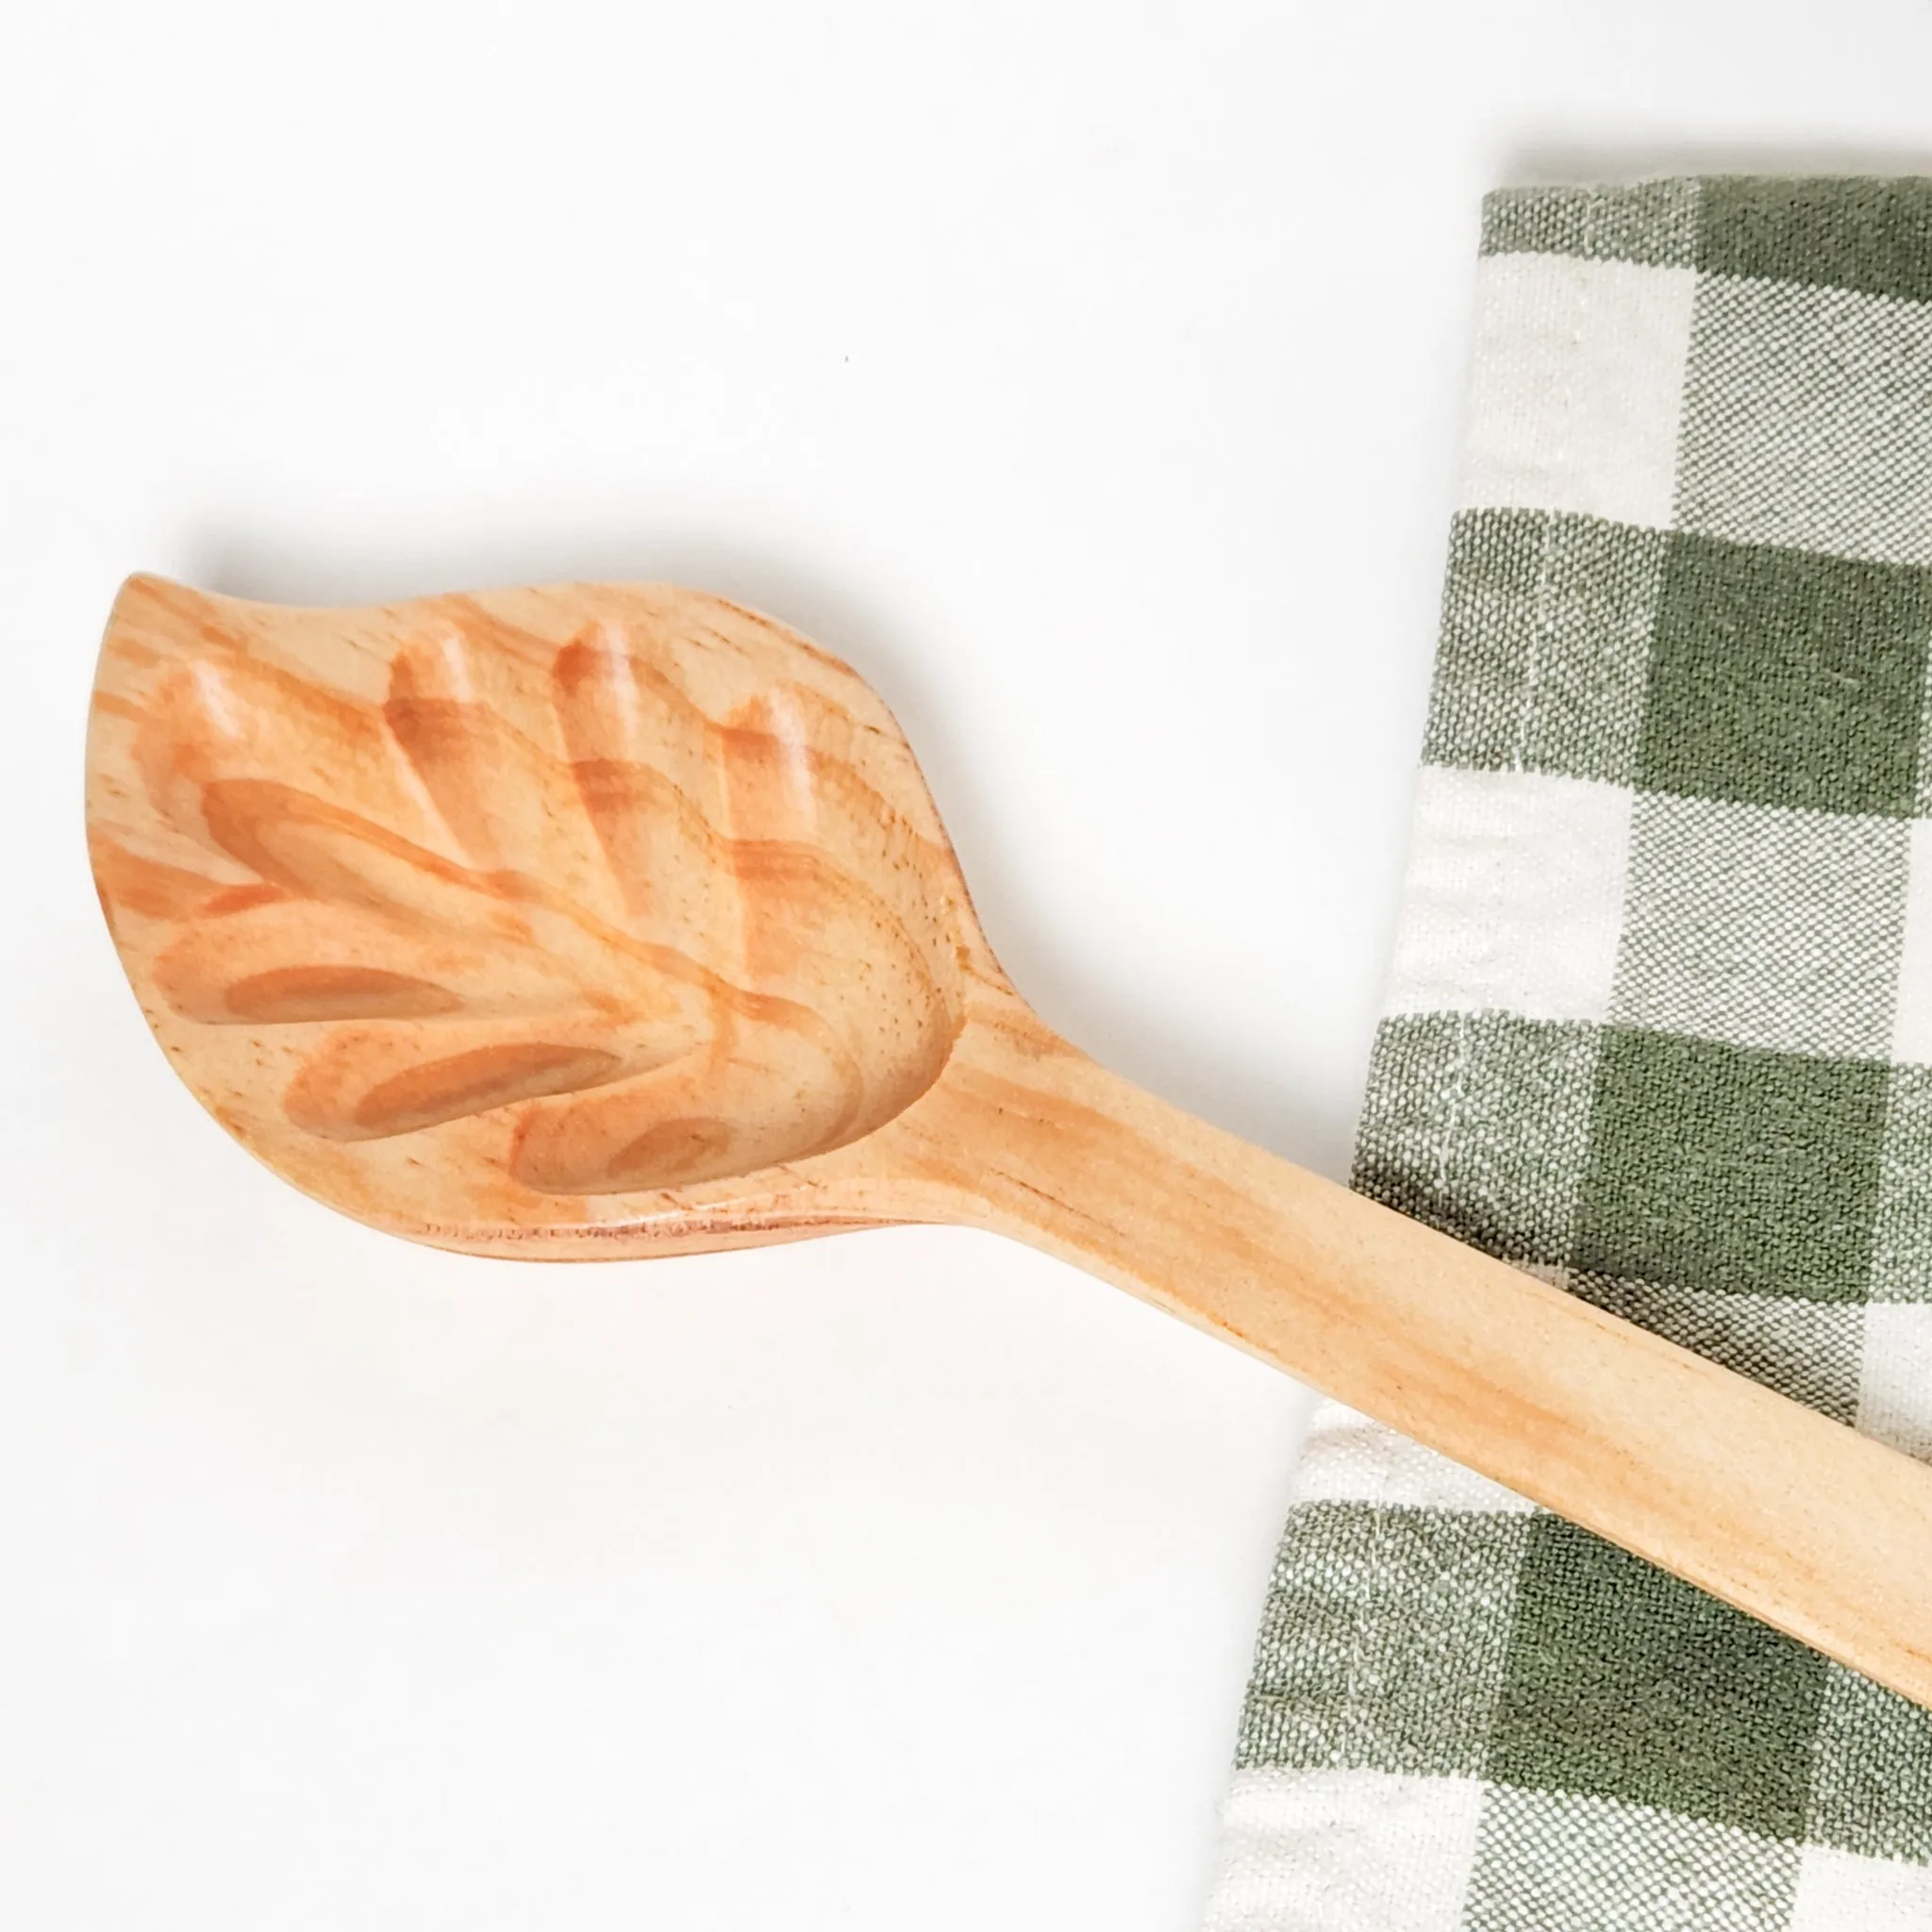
[908,1018,1932,1707]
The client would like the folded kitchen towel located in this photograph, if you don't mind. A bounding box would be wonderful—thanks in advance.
[1201,177,1932,1931]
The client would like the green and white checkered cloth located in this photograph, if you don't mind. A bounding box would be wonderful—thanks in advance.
[1201,178,1932,1931]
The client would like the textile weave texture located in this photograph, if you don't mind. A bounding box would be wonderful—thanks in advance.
[1201,176,1932,1931]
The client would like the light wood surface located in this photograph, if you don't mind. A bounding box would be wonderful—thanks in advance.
[86,573,1932,1709]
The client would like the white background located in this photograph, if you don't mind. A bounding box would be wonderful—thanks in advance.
[5,5,1932,1926]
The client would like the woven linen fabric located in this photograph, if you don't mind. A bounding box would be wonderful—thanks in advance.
[1200,176,1932,1932]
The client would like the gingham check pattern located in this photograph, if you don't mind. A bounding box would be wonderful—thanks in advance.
[1201,178,1932,1931]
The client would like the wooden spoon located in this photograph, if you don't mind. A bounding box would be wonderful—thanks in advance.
[87,573,1932,1707]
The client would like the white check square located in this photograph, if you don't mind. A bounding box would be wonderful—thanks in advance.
[1386,766,1632,1024]
[1458,253,1698,530]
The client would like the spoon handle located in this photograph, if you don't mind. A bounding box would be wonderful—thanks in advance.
[912,1013,1932,1707]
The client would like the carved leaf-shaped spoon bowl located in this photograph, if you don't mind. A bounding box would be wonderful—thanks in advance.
[89,575,980,1242]
[86,574,1932,1709]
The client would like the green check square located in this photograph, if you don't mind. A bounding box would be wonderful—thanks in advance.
[1464,1786,1800,1932]
[1485,1517,1828,1838]
[1573,1029,1889,1304]
[1700,175,1932,306]
[1807,1664,1932,1860]
[1635,532,1932,817]
[1873,1066,1932,1302]
[1481,179,1701,269]
[1424,509,1663,784]
[1236,1502,1529,1778]
[1352,1013,1600,1268]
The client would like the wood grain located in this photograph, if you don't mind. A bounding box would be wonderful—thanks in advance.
[86,573,1932,1710]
